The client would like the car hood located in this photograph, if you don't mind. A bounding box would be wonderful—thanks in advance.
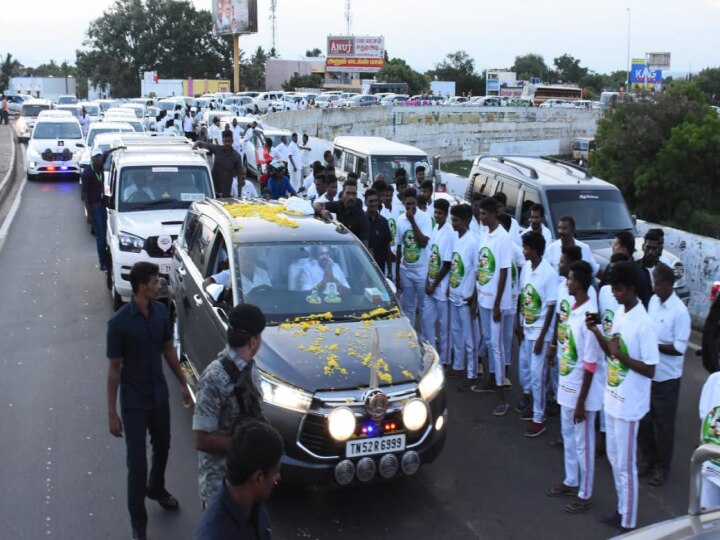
[116,209,187,238]
[257,317,430,391]
[28,138,84,154]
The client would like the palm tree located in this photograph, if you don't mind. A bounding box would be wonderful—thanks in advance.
[1,53,23,94]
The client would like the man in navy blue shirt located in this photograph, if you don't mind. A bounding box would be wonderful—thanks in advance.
[266,161,296,200]
[193,420,283,540]
[107,262,193,540]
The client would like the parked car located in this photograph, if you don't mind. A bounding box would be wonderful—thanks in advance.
[345,95,379,107]
[253,91,285,113]
[464,155,689,301]
[243,126,292,177]
[56,95,78,105]
[15,98,54,142]
[4,93,29,114]
[25,110,85,180]
[315,94,343,108]
[444,96,469,106]
[78,121,136,172]
[380,94,410,107]
[169,198,448,484]
[539,99,575,108]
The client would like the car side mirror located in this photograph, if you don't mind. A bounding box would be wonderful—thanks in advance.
[631,214,637,225]
[206,283,224,304]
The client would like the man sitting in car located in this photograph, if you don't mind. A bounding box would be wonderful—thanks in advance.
[203,248,272,300]
[123,170,156,202]
[299,246,351,296]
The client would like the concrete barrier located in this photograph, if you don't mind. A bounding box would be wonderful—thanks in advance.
[264,106,602,162]
[637,220,719,323]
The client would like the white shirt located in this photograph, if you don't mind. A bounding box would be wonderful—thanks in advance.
[469,216,487,243]
[699,373,720,483]
[545,239,599,276]
[271,142,289,163]
[231,124,244,145]
[242,128,255,142]
[448,231,479,307]
[520,258,558,340]
[123,184,155,202]
[476,225,513,310]
[508,242,525,315]
[240,182,258,199]
[647,292,691,382]
[212,266,271,293]
[287,141,302,172]
[300,143,312,167]
[299,260,349,292]
[380,204,402,247]
[604,302,659,421]
[508,216,521,245]
[557,296,605,411]
[208,124,222,144]
[396,210,434,280]
[598,284,620,339]
[79,115,90,134]
[426,223,456,301]
[183,116,194,132]
[521,223,553,250]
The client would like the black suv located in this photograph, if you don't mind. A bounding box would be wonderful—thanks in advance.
[169,198,447,484]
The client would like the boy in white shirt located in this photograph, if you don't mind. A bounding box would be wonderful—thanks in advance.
[448,204,481,379]
[546,260,604,513]
[517,231,557,437]
[470,198,513,416]
[395,188,433,332]
[588,261,659,533]
[638,263,691,487]
[422,199,455,366]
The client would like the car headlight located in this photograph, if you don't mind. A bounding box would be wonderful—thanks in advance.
[259,373,312,413]
[402,398,428,432]
[418,349,444,401]
[328,407,356,441]
[118,232,145,253]
[28,161,37,170]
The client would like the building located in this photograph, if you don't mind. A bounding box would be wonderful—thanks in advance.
[265,58,325,91]
[9,76,77,101]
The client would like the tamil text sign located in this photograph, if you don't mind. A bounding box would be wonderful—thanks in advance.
[212,0,258,36]
[326,36,385,72]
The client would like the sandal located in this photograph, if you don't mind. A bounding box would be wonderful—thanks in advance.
[564,496,592,513]
[545,483,579,497]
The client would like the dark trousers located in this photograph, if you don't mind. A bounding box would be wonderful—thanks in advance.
[122,402,171,533]
[89,203,108,268]
[638,377,681,473]
[0,110,8,124]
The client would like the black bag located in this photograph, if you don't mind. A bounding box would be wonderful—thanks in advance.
[220,357,267,424]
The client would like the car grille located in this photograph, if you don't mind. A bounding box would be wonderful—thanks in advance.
[41,150,73,162]
[144,236,177,258]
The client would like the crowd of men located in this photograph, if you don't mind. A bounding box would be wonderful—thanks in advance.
[105,154,715,538]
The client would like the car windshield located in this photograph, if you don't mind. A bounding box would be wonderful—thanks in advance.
[121,107,143,118]
[33,122,82,140]
[545,189,636,240]
[157,101,177,111]
[118,166,213,212]
[573,140,589,151]
[371,155,429,184]
[87,127,133,147]
[57,97,78,105]
[57,107,81,119]
[22,104,50,117]
[231,241,396,324]
[83,105,100,116]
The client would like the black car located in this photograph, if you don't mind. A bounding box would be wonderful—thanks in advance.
[169,198,447,484]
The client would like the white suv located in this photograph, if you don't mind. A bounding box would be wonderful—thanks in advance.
[15,98,53,142]
[103,138,214,308]
[25,111,85,180]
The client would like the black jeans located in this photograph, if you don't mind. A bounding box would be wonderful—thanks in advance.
[122,402,171,533]
[639,377,681,473]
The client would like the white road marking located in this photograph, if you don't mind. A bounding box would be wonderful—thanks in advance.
[0,144,27,251]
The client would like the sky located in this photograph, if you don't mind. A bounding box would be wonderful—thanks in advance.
[1,0,718,77]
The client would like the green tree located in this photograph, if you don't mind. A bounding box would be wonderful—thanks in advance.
[282,73,324,91]
[427,51,484,96]
[238,46,270,90]
[305,48,323,58]
[76,0,232,97]
[376,57,428,95]
[634,111,720,235]
[1,53,22,93]
[552,54,587,85]
[690,67,720,103]
[591,82,709,212]
[511,53,548,81]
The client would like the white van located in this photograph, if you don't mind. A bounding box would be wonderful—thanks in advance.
[332,136,440,192]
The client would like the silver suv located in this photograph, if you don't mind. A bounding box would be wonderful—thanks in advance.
[465,156,689,301]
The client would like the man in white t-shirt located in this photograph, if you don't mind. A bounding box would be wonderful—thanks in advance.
[448,204,480,379]
[698,371,720,509]
[299,134,312,178]
[587,261,659,533]
[493,192,521,245]
[270,135,289,167]
[287,133,303,191]
[422,199,455,367]
[381,184,402,252]
[230,118,244,153]
[520,203,553,249]
[638,263,691,487]
[470,198,513,416]
[546,260,604,513]
[545,215,599,276]
[516,230,558,437]
[208,117,222,145]
[395,188,433,332]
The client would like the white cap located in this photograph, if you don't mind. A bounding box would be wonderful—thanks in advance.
[91,148,103,157]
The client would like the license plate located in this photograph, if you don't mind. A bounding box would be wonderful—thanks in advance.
[160,264,171,275]
[346,434,405,458]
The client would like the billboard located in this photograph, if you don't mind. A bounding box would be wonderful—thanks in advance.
[212,0,258,35]
[326,36,385,73]
[631,59,662,90]
[647,52,671,69]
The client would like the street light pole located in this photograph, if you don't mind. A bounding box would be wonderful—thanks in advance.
[625,1,631,91]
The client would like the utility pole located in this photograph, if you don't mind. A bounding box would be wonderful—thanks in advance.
[345,0,352,35]
[625,1,631,91]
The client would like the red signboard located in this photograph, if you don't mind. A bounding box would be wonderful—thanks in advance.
[326,35,385,73]
[328,38,355,56]
[325,57,385,72]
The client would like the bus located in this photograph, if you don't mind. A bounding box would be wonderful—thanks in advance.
[362,81,410,96]
[522,84,583,106]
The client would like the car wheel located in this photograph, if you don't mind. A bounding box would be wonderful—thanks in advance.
[27,173,37,182]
